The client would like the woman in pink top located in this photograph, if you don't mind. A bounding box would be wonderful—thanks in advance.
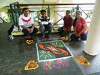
[70,11,88,41]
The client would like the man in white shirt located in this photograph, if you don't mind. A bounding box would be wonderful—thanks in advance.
[19,8,38,39]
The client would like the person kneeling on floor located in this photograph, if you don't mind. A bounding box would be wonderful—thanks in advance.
[70,11,88,41]
[38,10,52,40]
[19,8,38,40]
[58,10,73,37]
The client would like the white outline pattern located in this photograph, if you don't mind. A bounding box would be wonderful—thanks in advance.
[36,40,73,62]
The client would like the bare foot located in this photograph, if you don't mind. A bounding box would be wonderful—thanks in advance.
[25,36,31,38]
[48,35,51,38]
[42,35,45,39]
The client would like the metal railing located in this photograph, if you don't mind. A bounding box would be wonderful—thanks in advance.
[10,2,94,31]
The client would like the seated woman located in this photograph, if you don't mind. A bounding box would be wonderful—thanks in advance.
[38,10,52,40]
[70,11,88,41]
[19,8,38,39]
[58,10,73,37]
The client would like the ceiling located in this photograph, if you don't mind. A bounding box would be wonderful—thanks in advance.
[0,0,43,8]
[0,0,61,12]
[0,0,95,12]
[0,0,61,8]
[0,0,96,8]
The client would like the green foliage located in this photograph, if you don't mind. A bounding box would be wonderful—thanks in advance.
[71,7,76,18]
[7,13,13,23]
[34,11,41,23]
[2,12,13,23]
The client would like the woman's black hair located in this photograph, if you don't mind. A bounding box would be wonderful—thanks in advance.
[22,8,29,11]
[73,17,77,27]
[73,10,82,26]
[40,10,46,14]
[77,10,82,15]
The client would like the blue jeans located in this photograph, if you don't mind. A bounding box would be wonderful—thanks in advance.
[70,32,88,41]
[58,27,70,36]
[39,25,52,36]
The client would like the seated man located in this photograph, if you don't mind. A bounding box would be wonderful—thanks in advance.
[58,10,73,37]
[38,10,52,40]
[19,8,38,39]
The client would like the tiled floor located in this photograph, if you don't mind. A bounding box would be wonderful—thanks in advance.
[0,23,100,75]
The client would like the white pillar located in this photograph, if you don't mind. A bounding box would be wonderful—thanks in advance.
[84,0,100,55]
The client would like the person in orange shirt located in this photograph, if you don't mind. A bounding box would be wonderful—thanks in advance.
[58,10,73,37]
[70,11,88,41]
